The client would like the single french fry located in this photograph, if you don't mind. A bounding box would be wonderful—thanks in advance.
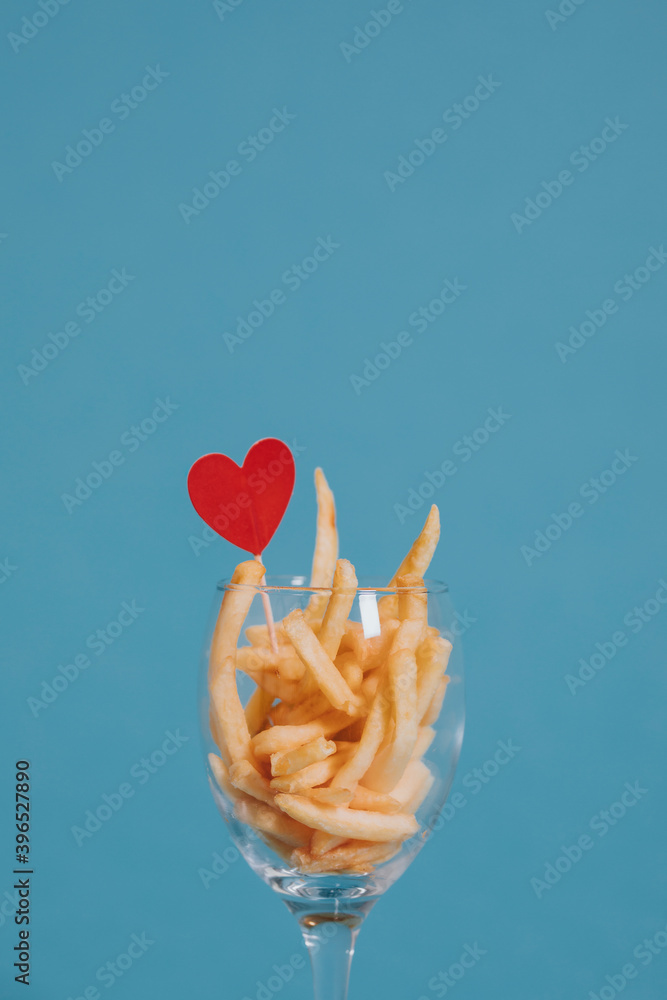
[422,675,449,725]
[307,468,338,618]
[292,840,402,874]
[251,710,354,757]
[318,559,358,659]
[235,797,311,847]
[331,680,391,791]
[416,635,452,721]
[397,573,428,625]
[360,671,380,702]
[349,785,401,813]
[390,506,440,585]
[209,707,231,764]
[301,786,354,806]
[363,648,418,792]
[337,655,363,692]
[378,507,440,619]
[412,726,436,761]
[244,685,274,737]
[208,753,240,800]
[283,610,363,714]
[275,793,418,842]
[390,759,435,814]
[269,746,354,792]
[243,669,301,704]
[229,759,275,806]
[270,736,336,776]
[236,645,305,682]
[210,655,254,765]
[342,618,400,672]
[390,618,426,654]
[209,560,265,683]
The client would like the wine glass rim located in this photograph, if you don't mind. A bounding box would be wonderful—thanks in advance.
[216,574,448,594]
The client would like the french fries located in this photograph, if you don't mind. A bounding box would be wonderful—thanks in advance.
[274,793,418,842]
[206,475,454,874]
[283,610,363,714]
[270,736,336,776]
[307,468,338,619]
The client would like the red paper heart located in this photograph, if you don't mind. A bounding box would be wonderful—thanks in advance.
[187,438,295,555]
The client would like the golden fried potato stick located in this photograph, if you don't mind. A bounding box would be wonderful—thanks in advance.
[349,786,401,813]
[422,675,450,725]
[208,753,241,800]
[309,467,338,595]
[229,759,275,806]
[291,840,402,874]
[379,507,440,619]
[390,618,425,654]
[416,635,452,721]
[318,559,358,659]
[270,736,336,776]
[283,610,363,714]
[397,573,428,626]
[282,657,363,727]
[236,645,305,682]
[210,655,255,765]
[301,786,354,806]
[209,707,231,764]
[342,619,400,672]
[251,710,354,757]
[412,726,436,760]
[209,560,265,683]
[235,797,311,848]
[331,679,390,791]
[390,505,440,584]
[363,648,418,793]
[390,759,435,814]
[244,685,274,737]
[275,793,418,842]
[269,746,354,793]
[243,669,301,704]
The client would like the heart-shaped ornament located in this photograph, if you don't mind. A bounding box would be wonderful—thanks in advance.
[187,438,295,555]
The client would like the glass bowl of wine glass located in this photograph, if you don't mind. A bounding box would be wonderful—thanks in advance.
[199,574,464,1000]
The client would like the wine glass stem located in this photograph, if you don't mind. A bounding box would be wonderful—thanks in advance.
[300,915,361,1000]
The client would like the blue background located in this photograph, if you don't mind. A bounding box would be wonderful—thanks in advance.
[2,0,666,997]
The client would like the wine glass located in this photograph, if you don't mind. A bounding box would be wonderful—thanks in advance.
[199,577,465,1000]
